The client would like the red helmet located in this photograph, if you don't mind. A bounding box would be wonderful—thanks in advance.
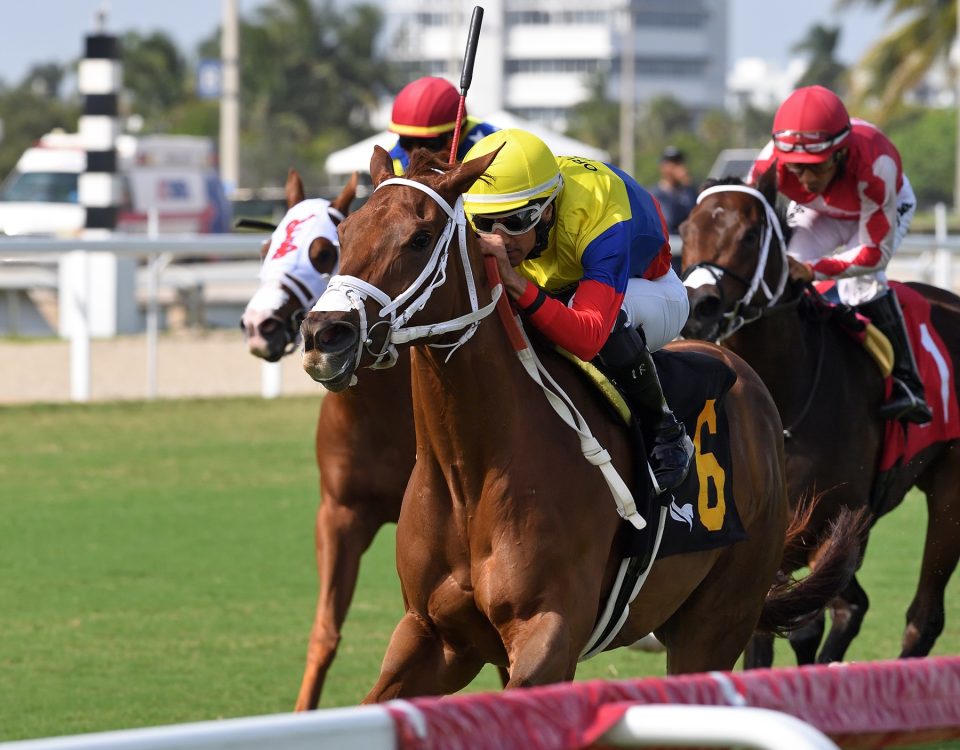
[772,85,851,164]
[388,77,462,138]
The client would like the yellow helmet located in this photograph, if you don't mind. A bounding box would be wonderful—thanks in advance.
[463,129,562,215]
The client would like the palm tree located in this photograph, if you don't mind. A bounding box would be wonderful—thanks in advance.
[837,0,955,122]
[791,24,847,93]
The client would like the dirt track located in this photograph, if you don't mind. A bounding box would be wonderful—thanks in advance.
[0,329,324,405]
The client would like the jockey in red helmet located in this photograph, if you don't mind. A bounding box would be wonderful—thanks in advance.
[387,76,497,174]
[749,85,931,424]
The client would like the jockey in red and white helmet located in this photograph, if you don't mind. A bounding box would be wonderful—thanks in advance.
[749,85,930,424]
[387,76,498,174]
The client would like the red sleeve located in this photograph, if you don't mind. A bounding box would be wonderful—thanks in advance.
[516,279,623,361]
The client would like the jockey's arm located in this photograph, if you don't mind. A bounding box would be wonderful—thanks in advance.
[809,159,898,281]
[516,279,623,361]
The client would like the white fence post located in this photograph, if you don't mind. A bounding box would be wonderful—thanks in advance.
[934,202,952,291]
[64,250,91,402]
[261,361,283,399]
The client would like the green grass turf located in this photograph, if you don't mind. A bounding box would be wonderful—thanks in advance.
[1,395,958,743]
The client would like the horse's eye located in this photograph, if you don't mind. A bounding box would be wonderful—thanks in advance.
[742,228,760,246]
[410,231,433,250]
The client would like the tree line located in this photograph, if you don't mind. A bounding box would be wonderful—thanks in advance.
[0,0,955,209]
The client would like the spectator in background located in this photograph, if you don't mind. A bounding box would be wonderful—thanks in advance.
[387,77,498,174]
[649,146,697,236]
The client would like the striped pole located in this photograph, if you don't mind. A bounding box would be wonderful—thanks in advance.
[61,21,133,400]
[78,29,121,233]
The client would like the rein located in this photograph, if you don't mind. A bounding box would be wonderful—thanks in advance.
[682,184,790,342]
[782,310,827,440]
[682,184,827,439]
[313,176,503,375]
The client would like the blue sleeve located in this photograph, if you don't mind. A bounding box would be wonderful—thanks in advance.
[457,121,500,160]
[605,164,671,278]
[388,141,409,171]
[580,224,632,293]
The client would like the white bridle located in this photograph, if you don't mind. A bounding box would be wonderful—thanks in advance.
[682,184,790,341]
[310,176,503,378]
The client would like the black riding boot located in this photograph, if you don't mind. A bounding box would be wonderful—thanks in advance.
[600,312,694,492]
[858,290,932,425]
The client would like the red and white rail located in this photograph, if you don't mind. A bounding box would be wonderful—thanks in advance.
[2,657,958,750]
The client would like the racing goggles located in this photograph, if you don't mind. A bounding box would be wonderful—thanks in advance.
[472,204,548,235]
[773,126,850,154]
[471,183,561,236]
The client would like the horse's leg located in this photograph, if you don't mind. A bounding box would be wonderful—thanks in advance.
[743,632,774,669]
[816,580,869,663]
[501,611,577,687]
[659,548,776,673]
[363,613,485,702]
[903,451,960,656]
[787,611,826,664]
[295,497,386,711]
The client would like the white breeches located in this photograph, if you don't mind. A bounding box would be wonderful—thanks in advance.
[620,267,690,351]
[785,175,916,306]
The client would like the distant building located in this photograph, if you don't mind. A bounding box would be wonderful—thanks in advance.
[381,0,728,131]
[727,57,806,112]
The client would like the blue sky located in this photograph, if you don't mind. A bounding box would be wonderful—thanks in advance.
[0,0,888,87]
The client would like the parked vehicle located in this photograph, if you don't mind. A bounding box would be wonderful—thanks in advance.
[0,131,232,236]
[706,148,760,180]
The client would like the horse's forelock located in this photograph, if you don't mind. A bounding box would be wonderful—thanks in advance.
[698,176,745,194]
[696,176,791,243]
[405,149,454,179]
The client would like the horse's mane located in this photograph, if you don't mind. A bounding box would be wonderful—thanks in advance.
[405,149,455,179]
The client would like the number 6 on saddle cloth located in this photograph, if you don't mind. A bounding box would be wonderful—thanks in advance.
[565,340,747,565]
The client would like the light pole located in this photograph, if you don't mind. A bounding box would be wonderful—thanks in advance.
[618,0,635,174]
[220,0,240,197]
[954,0,960,212]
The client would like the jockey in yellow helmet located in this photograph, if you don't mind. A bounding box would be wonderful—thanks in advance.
[463,129,693,492]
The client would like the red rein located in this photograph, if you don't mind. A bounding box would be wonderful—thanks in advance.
[483,256,528,353]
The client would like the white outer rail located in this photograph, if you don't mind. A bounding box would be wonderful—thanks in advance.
[0,705,837,750]
[1,233,269,402]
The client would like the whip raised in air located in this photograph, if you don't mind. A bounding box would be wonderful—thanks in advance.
[448,6,484,165]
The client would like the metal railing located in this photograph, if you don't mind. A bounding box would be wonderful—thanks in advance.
[3,204,960,402]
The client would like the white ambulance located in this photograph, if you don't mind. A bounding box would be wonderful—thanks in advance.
[0,130,232,236]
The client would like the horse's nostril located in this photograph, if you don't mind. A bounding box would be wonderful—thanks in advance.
[260,318,280,335]
[693,295,723,321]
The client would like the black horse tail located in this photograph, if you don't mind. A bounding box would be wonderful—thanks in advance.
[756,495,868,636]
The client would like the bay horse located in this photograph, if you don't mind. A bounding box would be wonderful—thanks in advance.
[240,169,416,710]
[681,172,960,666]
[299,147,857,698]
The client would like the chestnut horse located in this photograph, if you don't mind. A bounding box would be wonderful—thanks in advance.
[681,174,960,666]
[241,169,416,710]
[299,148,857,699]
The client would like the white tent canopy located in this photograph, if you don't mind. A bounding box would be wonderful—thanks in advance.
[324,110,611,179]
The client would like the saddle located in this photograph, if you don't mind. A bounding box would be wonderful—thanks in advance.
[560,346,748,660]
[813,281,960,512]
[559,346,747,560]
[807,284,893,377]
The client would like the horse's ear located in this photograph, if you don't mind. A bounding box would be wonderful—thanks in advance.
[757,163,778,207]
[370,146,395,188]
[437,145,503,198]
[285,168,305,208]
[331,171,358,219]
